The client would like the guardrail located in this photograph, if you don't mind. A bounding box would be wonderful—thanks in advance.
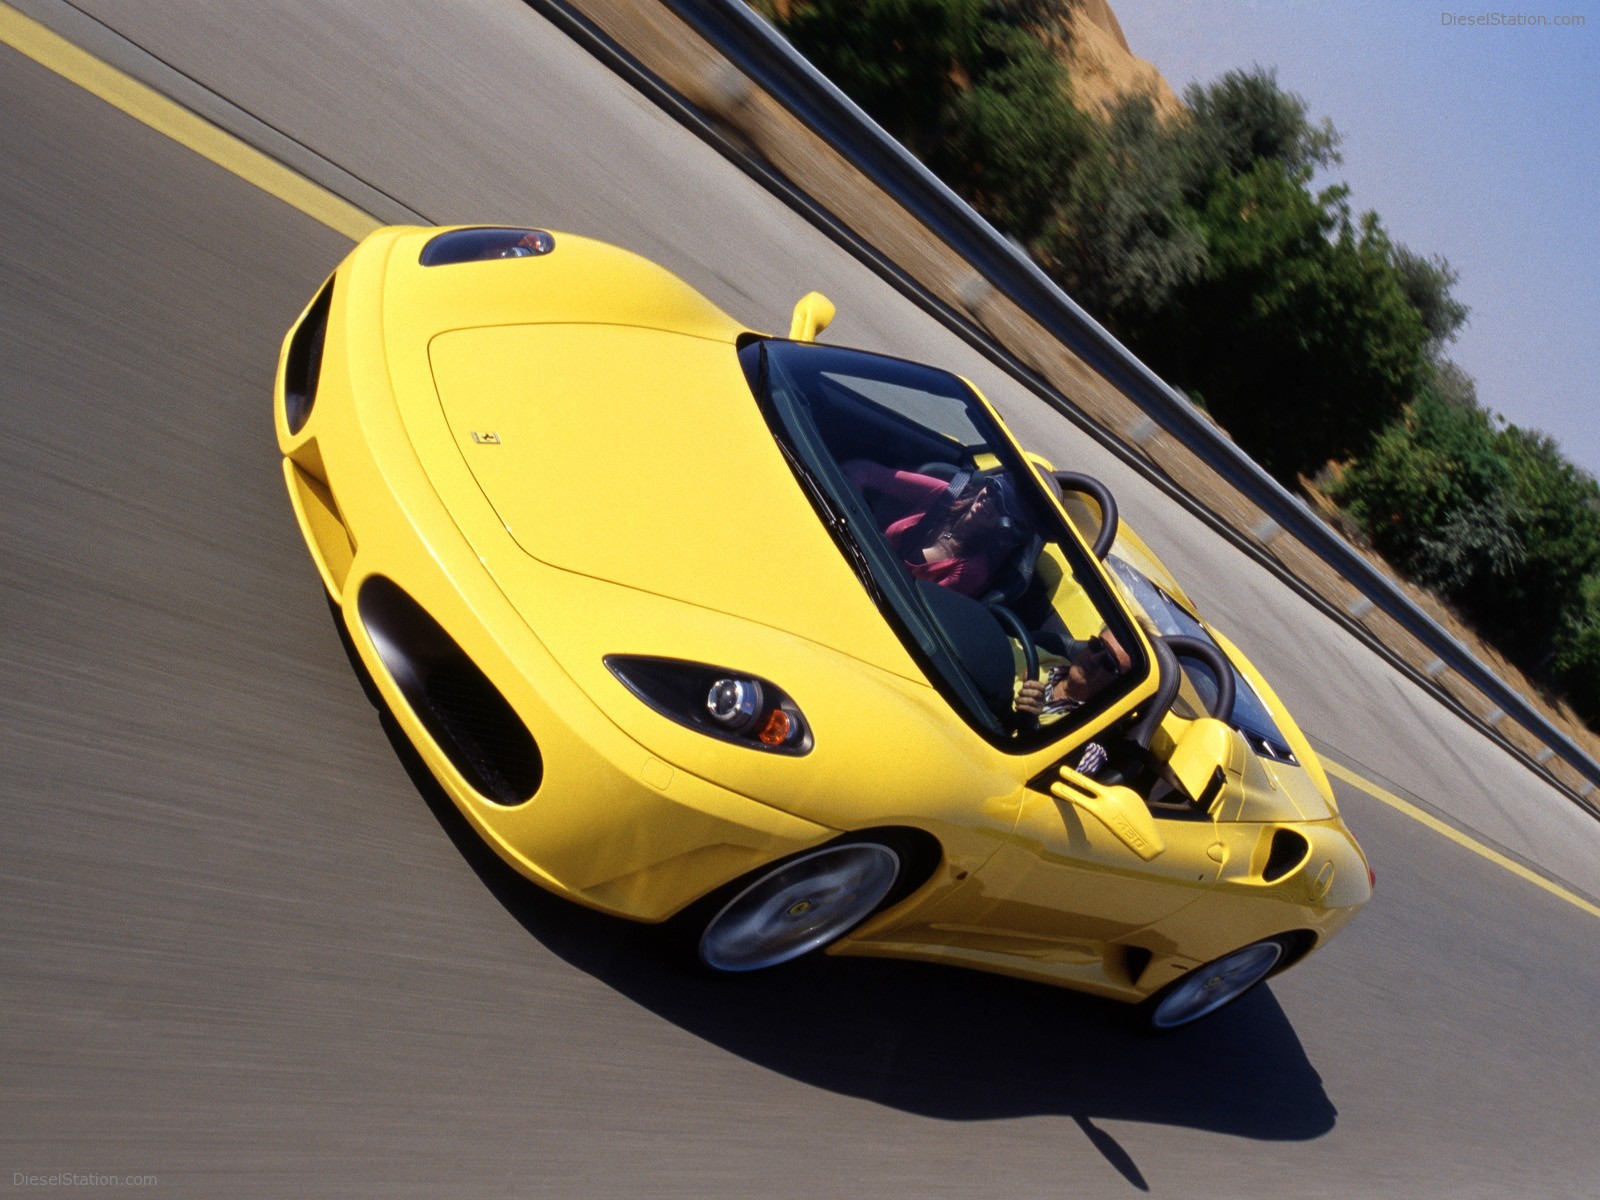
[661,0,1600,814]
[542,0,1600,817]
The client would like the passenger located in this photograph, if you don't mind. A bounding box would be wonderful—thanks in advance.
[1015,629,1132,720]
[844,460,1027,597]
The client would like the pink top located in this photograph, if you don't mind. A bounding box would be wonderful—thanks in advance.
[845,461,993,597]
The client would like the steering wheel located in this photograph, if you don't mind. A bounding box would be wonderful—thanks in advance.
[986,605,1038,679]
[986,604,1039,730]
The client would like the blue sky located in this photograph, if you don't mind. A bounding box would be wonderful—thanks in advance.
[1111,1,1599,474]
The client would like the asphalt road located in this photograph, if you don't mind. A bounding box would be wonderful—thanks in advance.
[3,2,1597,1196]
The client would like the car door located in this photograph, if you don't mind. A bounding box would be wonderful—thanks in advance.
[941,784,1225,960]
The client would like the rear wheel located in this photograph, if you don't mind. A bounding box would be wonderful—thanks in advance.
[698,842,901,972]
[1142,936,1289,1030]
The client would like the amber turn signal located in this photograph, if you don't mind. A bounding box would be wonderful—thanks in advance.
[757,708,793,746]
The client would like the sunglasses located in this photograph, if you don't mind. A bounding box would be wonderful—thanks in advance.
[1083,635,1123,675]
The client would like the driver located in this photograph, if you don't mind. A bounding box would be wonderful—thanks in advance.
[1015,628,1132,721]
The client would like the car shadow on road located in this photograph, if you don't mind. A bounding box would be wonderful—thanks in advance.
[383,714,1336,1155]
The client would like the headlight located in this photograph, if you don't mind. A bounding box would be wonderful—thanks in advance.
[604,656,812,754]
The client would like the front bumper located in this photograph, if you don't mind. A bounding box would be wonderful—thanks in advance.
[275,262,834,923]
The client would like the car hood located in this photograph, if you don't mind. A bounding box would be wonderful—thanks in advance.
[1217,748,1337,824]
[425,322,918,678]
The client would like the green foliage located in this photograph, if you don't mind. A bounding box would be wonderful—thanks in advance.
[1484,426,1600,663]
[1124,71,1434,479]
[1182,67,1341,185]
[1392,245,1470,355]
[1552,573,1600,719]
[775,1,1600,723]
[1333,377,1517,574]
[938,19,1094,243]
[1412,496,1528,594]
[1336,386,1600,708]
[1042,94,1207,321]
[1128,160,1429,480]
[781,1,1090,251]
[776,13,1451,484]
[779,0,988,156]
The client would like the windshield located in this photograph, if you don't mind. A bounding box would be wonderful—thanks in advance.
[742,338,1147,748]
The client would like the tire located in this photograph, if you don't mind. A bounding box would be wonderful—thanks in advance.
[697,841,902,973]
[1140,936,1291,1030]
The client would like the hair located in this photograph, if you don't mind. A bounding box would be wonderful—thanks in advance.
[944,488,981,521]
[938,480,1028,557]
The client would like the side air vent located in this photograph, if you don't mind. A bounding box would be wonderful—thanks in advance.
[1262,828,1311,882]
[1244,730,1299,766]
[1120,945,1155,988]
[357,577,542,805]
[420,227,555,265]
[283,277,334,435]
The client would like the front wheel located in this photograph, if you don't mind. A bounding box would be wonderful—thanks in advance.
[698,842,901,972]
[1141,936,1290,1030]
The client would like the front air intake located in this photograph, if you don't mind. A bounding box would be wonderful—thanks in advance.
[283,277,334,435]
[357,577,542,805]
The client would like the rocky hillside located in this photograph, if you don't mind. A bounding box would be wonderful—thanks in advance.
[1060,0,1183,117]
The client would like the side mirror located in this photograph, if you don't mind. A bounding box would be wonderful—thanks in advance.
[788,291,835,342]
[1164,716,1241,806]
[1050,770,1166,861]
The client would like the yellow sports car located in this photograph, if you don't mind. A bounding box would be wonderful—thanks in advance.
[276,225,1371,1030]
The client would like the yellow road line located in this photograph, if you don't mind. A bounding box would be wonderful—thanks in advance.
[1323,757,1600,920]
[0,2,380,240]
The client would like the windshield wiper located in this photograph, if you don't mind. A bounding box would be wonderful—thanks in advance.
[774,438,887,609]
[755,342,888,608]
